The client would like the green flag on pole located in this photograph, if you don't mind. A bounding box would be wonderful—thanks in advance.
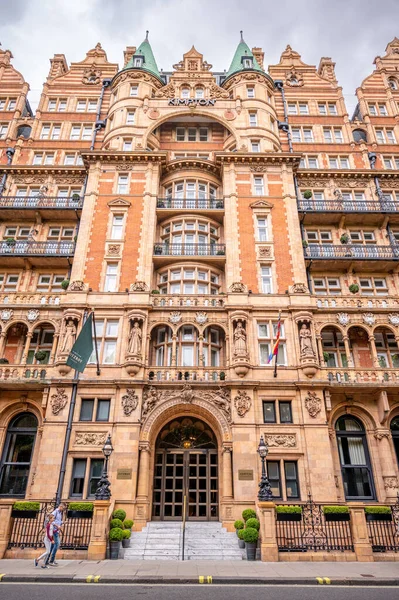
[66,313,94,373]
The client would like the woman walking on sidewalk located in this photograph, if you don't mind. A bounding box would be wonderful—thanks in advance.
[34,514,55,568]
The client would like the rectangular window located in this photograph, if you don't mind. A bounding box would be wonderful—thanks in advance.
[328,103,337,115]
[299,103,309,115]
[308,156,319,169]
[318,103,327,115]
[126,111,135,124]
[323,128,333,143]
[267,462,281,498]
[51,125,61,140]
[7,99,16,111]
[287,103,297,115]
[249,112,258,127]
[253,176,264,196]
[291,128,301,142]
[79,399,94,421]
[0,124,8,139]
[188,128,197,141]
[104,263,118,292]
[70,125,81,140]
[58,100,67,112]
[111,215,124,239]
[88,459,104,497]
[82,125,92,140]
[257,217,268,241]
[40,125,51,139]
[263,401,276,423]
[130,85,139,97]
[303,128,313,142]
[176,127,185,141]
[386,129,396,143]
[76,100,86,112]
[199,128,208,142]
[33,153,43,165]
[64,154,75,165]
[88,100,98,112]
[123,139,132,151]
[117,175,129,194]
[44,153,55,165]
[96,399,110,421]
[48,99,57,111]
[376,129,386,143]
[247,87,255,98]
[70,459,86,497]
[285,461,300,498]
[261,266,272,293]
[251,141,260,152]
[379,104,387,116]
[368,103,377,116]
[279,401,293,423]
[334,128,343,143]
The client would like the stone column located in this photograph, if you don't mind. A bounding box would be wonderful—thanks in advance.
[21,331,33,365]
[348,504,374,562]
[50,333,59,362]
[222,444,233,500]
[342,335,353,367]
[316,335,324,364]
[368,335,379,367]
[0,332,6,358]
[171,335,177,367]
[87,500,111,560]
[136,442,151,500]
[257,501,278,562]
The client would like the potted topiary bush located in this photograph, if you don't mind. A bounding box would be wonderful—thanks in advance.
[340,233,350,244]
[112,509,127,522]
[71,193,81,202]
[154,244,163,255]
[34,350,47,363]
[123,519,134,530]
[302,240,308,248]
[11,501,41,519]
[216,249,225,255]
[349,283,359,294]
[61,279,70,290]
[245,518,260,531]
[109,527,123,559]
[275,505,302,522]
[302,190,313,200]
[237,528,245,549]
[122,528,131,548]
[365,506,392,521]
[67,502,94,519]
[242,527,259,560]
[242,508,256,522]
[216,201,224,209]
[5,237,16,246]
[323,505,350,522]
[151,289,160,294]
[234,519,244,536]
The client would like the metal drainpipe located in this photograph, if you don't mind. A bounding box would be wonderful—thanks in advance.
[90,78,112,151]
[0,147,15,195]
[274,80,310,288]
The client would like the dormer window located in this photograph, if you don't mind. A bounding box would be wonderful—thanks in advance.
[133,56,144,68]
[242,57,253,69]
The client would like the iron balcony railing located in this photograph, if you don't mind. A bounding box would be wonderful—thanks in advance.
[157,198,224,210]
[154,243,226,257]
[298,198,399,213]
[0,241,75,257]
[305,244,399,260]
[0,196,83,209]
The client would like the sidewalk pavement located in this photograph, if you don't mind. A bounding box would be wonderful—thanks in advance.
[0,559,398,585]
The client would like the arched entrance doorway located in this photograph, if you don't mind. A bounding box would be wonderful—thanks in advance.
[152,417,218,521]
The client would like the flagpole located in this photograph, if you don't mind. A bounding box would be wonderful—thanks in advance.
[55,309,88,505]
[273,311,281,379]
[273,350,278,378]
[92,311,101,376]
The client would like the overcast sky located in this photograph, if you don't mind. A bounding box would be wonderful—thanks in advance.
[1,0,399,114]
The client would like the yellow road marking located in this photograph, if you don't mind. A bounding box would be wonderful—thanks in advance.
[93,575,101,583]
[199,576,204,584]
[207,576,213,584]
[0,574,5,582]
[324,577,331,585]
[316,577,324,584]
[86,575,93,583]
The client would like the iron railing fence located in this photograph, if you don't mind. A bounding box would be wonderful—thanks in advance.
[157,198,224,210]
[0,241,75,257]
[0,196,83,209]
[154,243,226,257]
[305,244,398,260]
[276,497,354,553]
[7,501,92,550]
[298,199,399,213]
[366,502,399,552]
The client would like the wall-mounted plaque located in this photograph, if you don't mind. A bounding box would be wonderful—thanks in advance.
[117,468,132,480]
[238,469,254,481]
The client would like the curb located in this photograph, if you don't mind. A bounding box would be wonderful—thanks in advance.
[1,575,399,586]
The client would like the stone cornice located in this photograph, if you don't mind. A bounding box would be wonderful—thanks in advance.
[81,151,167,165]
[0,165,86,175]
[297,168,399,180]
[162,157,220,176]
[215,152,301,167]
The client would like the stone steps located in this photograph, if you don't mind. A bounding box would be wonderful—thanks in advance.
[123,521,244,561]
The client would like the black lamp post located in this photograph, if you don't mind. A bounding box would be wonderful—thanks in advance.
[257,435,273,501]
[95,433,114,500]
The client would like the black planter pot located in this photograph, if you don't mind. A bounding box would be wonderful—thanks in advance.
[11,510,39,519]
[366,513,392,521]
[238,538,245,549]
[67,510,93,519]
[122,538,130,549]
[246,542,257,561]
[324,513,350,522]
[277,513,302,522]
[109,540,121,559]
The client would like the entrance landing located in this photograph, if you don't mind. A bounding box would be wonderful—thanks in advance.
[123,522,243,560]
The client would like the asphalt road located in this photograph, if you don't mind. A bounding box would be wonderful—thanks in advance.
[0,584,398,600]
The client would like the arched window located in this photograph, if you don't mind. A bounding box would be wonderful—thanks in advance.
[353,129,367,143]
[0,412,38,496]
[388,78,398,90]
[335,416,374,500]
[391,416,399,468]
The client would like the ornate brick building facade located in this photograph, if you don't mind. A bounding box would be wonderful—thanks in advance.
[0,34,399,543]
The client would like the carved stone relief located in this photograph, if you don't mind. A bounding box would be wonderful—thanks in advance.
[50,388,68,415]
[75,432,107,445]
[265,434,296,448]
[304,391,322,418]
[130,281,149,292]
[234,390,251,417]
[121,389,139,416]
[337,313,350,326]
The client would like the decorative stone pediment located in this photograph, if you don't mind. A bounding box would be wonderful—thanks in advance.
[107,198,131,208]
[249,200,273,209]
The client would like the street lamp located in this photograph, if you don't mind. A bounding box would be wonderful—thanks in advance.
[257,435,273,501]
[95,433,114,500]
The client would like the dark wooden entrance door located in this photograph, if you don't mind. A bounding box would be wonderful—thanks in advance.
[152,449,218,521]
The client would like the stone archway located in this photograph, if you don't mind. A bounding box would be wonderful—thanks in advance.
[135,386,233,523]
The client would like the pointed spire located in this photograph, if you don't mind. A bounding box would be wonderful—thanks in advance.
[123,32,162,82]
[224,35,263,81]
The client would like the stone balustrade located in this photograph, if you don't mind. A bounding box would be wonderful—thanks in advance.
[150,294,225,308]
[315,296,399,309]
[147,367,227,382]
[0,292,62,305]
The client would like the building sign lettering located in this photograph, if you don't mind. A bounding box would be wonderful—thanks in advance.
[117,468,133,480]
[238,469,254,481]
[168,98,216,106]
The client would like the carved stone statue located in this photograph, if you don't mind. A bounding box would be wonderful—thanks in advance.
[61,320,76,354]
[128,321,142,356]
[233,320,248,357]
[299,323,315,358]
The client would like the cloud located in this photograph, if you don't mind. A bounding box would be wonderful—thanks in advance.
[1,0,398,112]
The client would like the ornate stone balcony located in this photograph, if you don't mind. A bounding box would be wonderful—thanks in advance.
[150,294,225,308]
[147,367,226,382]
[0,292,62,305]
[157,197,224,210]
[314,295,399,309]
[0,196,83,210]
[320,367,399,385]
[0,364,51,383]
[153,243,226,257]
